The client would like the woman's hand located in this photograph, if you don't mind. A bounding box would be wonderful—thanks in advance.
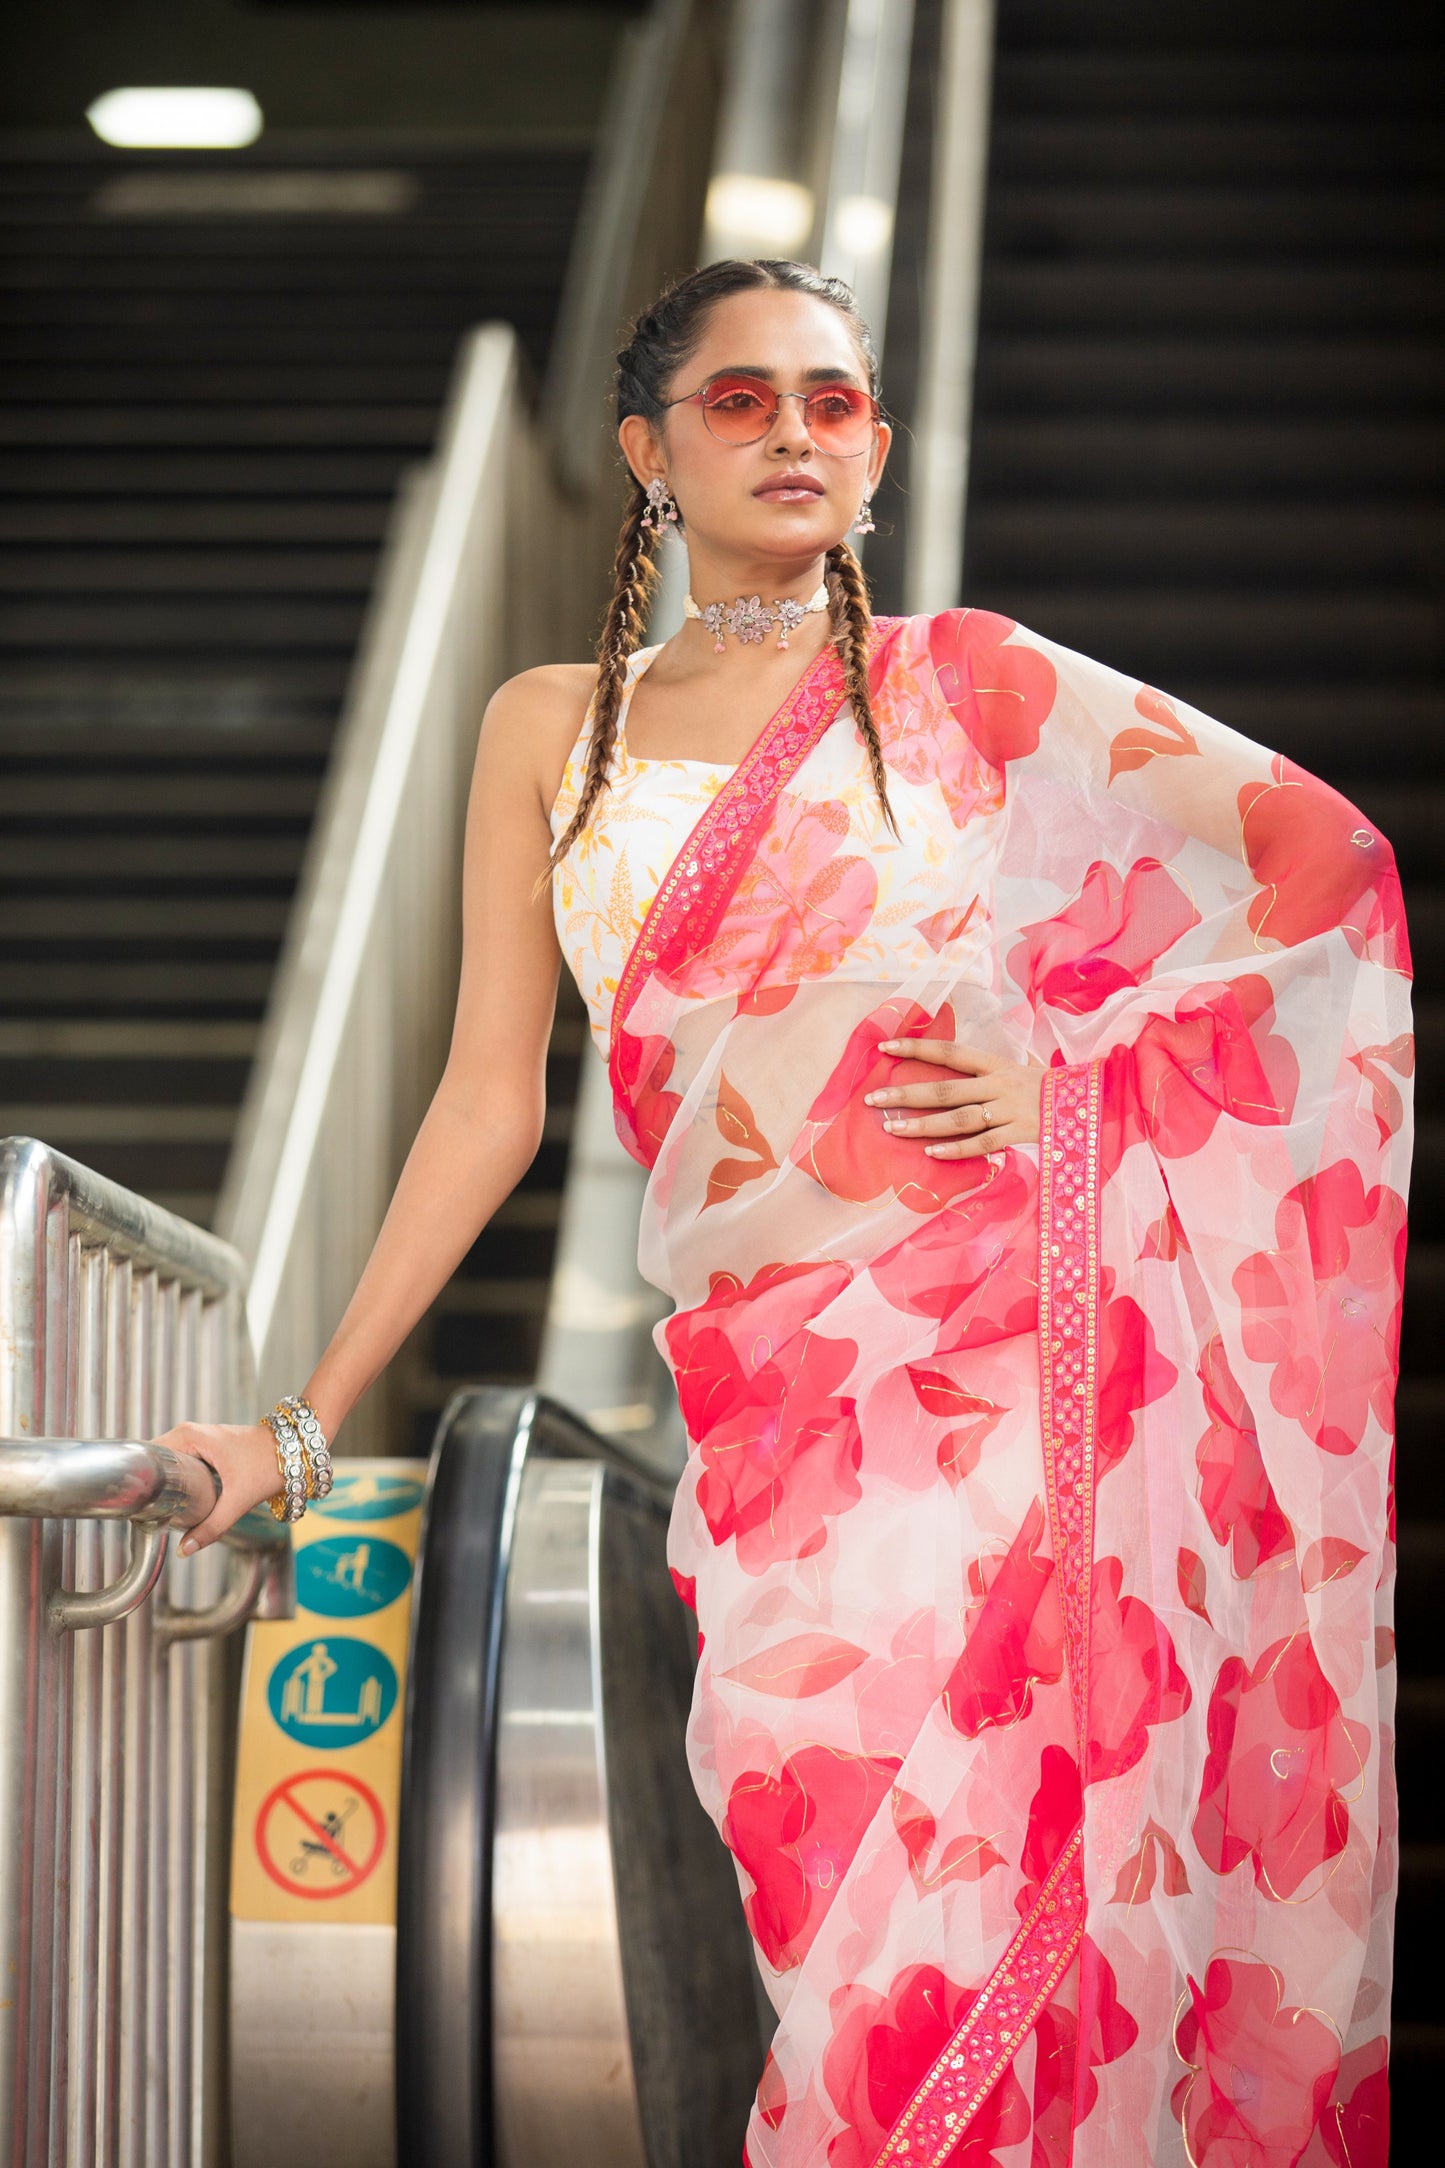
[147,1420,283,1555]
[865,1038,1045,1156]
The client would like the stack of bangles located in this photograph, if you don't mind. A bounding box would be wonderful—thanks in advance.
[259,1394,335,1521]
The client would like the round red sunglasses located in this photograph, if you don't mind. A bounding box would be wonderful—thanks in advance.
[660,371,883,456]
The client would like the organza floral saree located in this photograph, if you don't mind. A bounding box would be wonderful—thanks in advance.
[605,608,1409,2168]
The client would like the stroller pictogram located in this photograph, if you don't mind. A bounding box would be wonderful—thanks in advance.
[290,1794,359,1878]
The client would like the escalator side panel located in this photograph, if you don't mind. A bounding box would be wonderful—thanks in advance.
[492,1455,650,2166]
[396,1388,530,2168]
[600,1474,765,2168]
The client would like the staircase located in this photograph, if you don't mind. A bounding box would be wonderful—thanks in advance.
[962,1,1443,2148]
[0,138,592,1428]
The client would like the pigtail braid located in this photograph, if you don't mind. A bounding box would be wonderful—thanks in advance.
[826,538,898,839]
[533,480,661,900]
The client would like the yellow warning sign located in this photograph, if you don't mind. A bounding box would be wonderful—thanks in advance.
[230,1458,426,1927]
[255,1768,386,1901]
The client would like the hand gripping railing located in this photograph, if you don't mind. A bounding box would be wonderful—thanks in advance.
[0,1134,284,2168]
[0,1437,291,1637]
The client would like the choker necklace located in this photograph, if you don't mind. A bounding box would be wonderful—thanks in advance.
[683,581,830,653]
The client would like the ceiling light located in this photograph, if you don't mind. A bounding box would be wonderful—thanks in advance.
[833,194,894,257]
[86,88,264,151]
[705,174,814,252]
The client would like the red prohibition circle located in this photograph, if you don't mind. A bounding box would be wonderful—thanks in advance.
[254,1765,387,1901]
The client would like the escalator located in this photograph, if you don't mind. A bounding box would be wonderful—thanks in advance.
[231,1390,763,2168]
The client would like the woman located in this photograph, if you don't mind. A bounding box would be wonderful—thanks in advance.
[163,260,1407,2166]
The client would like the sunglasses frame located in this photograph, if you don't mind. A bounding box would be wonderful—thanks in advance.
[659,371,885,455]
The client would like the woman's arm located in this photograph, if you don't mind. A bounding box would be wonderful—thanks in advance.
[161,662,591,1550]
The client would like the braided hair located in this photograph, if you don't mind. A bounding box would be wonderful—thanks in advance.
[540,259,896,893]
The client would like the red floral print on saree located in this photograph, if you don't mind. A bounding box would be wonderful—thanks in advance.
[588,608,1406,2168]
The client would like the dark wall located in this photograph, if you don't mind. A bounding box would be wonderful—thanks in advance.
[1,2,638,136]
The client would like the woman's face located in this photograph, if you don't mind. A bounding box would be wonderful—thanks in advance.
[620,286,891,566]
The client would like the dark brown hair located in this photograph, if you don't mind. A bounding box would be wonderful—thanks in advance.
[540,258,896,891]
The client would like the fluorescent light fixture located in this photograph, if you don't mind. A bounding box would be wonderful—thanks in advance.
[705,174,814,251]
[86,88,264,150]
[833,193,894,258]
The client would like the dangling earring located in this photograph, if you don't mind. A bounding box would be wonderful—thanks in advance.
[850,489,876,537]
[641,475,679,533]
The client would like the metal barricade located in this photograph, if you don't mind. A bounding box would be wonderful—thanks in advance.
[0,1135,292,2168]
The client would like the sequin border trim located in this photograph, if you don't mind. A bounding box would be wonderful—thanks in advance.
[608,618,904,1064]
[869,1831,1085,2168]
[1038,1058,1103,1754]
[866,1059,1103,2168]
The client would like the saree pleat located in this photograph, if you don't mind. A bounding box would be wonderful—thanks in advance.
[587,609,1407,2168]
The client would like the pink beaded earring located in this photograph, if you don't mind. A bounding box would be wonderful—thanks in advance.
[641,475,679,533]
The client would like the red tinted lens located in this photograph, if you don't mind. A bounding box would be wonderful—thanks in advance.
[804,384,875,452]
[699,375,777,442]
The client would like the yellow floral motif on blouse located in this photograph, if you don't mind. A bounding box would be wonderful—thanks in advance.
[549,646,736,1053]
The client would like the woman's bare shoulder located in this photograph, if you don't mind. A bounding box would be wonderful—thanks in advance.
[483,661,596,736]
[479,662,597,812]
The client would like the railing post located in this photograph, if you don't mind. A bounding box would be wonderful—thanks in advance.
[0,1135,270,2168]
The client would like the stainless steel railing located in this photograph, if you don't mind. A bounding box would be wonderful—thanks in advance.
[0,1134,291,2168]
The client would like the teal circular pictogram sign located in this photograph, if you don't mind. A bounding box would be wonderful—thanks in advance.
[310,1472,424,1521]
[295,1534,412,1619]
[266,1636,398,1748]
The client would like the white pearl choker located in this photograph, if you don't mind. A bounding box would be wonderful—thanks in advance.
[683,581,830,653]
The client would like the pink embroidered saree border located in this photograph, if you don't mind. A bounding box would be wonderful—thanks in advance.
[868,1061,1103,2168]
[869,1832,1085,2168]
[608,618,904,1061]
[1038,1059,1104,1753]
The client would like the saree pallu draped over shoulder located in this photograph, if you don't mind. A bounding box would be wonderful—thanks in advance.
[604,611,1409,2168]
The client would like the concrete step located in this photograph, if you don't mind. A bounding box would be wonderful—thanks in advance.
[0,961,274,1015]
[988,183,1445,256]
[979,263,1443,333]
[0,551,376,596]
[0,597,368,653]
[998,0,1438,46]
[0,663,349,718]
[969,418,1445,493]
[1401,1246,1445,1374]
[0,363,449,403]
[966,500,1444,582]
[994,50,1442,118]
[0,896,290,945]
[1397,1378,1445,1523]
[973,338,1443,416]
[990,115,1444,187]
[0,450,408,496]
[0,404,437,450]
[0,833,305,881]
[0,501,390,546]
[1395,1846,1445,2022]
[968,586,1441,681]
[0,771,320,819]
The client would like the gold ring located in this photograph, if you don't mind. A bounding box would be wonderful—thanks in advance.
[980,1102,993,1128]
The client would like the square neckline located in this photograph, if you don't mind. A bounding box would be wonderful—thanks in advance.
[616,642,740,771]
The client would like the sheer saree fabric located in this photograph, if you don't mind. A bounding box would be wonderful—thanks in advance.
[599,608,1409,2168]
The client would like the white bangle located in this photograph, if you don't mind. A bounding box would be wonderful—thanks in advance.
[261,1407,311,1522]
[279,1393,333,1498]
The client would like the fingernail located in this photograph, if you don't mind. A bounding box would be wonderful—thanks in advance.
[179,1537,196,1556]
[864,1092,879,1105]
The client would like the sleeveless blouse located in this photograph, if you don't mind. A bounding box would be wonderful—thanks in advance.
[549,644,738,1054]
